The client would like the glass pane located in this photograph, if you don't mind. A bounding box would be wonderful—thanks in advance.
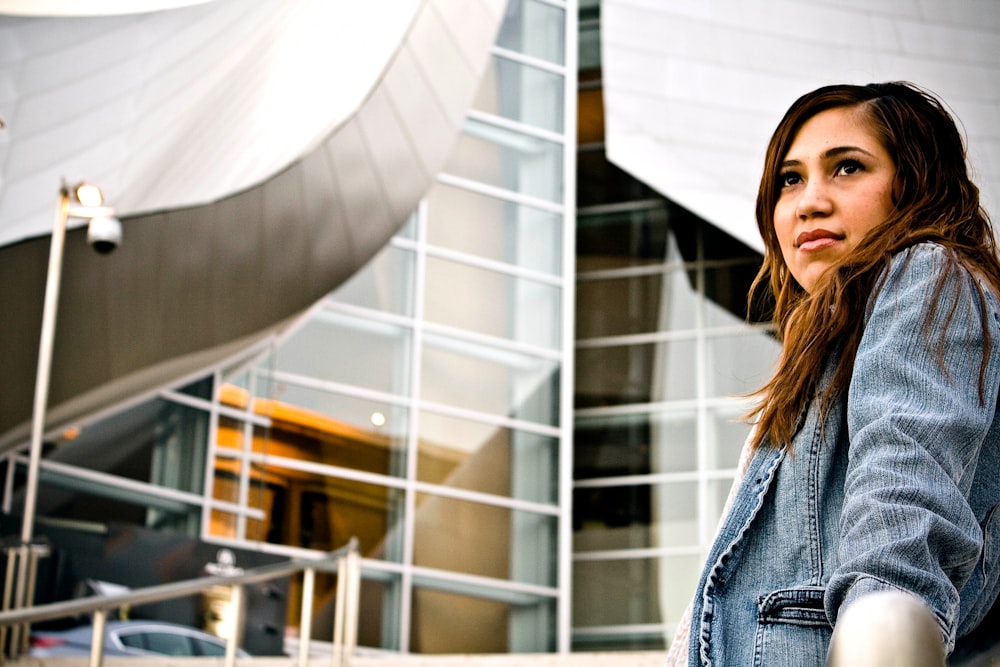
[423,256,561,349]
[473,55,564,133]
[577,146,657,208]
[413,493,557,586]
[211,460,405,560]
[576,205,670,272]
[143,632,192,655]
[576,267,697,339]
[445,119,563,203]
[329,243,415,316]
[704,333,780,397]
[496,0,565,65]
[267,382,410,459]
[710,407,753,471]
[272,309,411,395]
[575,411,697,479]
[575,338,698,408]
[573,482,697,550]
[703,260,764,326]
[411,586,555,653]
[572,554,699,648]
[417,410,558,504]
[193,637,226,657]
[421,333,560,426]
[217,393,407,480]
[425,184,562,275]
[578,13,600,72]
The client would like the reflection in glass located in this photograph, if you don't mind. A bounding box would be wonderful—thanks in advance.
[446,119,563,203]
[576,267,695,339]
[417,410,558,504]
[496,0,566,65]
[216,387,406,478]
[705,333,780,397]
[576,339,697,408]
[210,453,405,560]
[425,185,562,275]
[575,411,697,479]
[424,256,561,349]
[413,493,557,587]
[473,55,565,133]
[573,481,696,550]
[329,244,415,316]
[421,334,560,426]
[410,586,555,653]
[272,309,411,395]
[571,554,700,647]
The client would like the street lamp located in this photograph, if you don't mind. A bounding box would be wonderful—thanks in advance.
[8,184,122,646]
[21,182,121,546]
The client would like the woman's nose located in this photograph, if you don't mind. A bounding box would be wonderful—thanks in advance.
[796,179,833,219]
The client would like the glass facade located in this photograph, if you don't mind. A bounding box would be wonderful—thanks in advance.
[4,0,783,656]
[570,0,779,651]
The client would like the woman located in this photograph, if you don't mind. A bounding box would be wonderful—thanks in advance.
[666,82,1000,666]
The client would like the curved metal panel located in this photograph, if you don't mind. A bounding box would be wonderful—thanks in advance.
[0,0,506,451]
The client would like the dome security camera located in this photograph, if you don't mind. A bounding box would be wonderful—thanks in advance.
[87,215,122,254]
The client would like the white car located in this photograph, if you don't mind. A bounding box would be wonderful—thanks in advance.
[30,620,250,658]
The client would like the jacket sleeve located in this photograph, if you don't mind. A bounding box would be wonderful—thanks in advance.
[828,244,1000,653]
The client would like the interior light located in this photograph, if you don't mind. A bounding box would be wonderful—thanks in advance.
[370,411,386,427]
[73,183,104,207]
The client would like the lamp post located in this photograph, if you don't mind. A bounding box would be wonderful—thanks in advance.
[21,183,120,545]
[10,184,121,645]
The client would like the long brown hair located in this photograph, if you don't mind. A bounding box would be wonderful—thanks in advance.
[748,81,1000,451]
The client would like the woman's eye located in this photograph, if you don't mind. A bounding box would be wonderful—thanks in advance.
[836,159,863,176]
[779,172,801,188]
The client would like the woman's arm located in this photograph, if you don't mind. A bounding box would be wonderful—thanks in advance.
[828,243,1000,653]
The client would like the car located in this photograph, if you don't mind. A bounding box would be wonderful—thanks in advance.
[29,619,250,658]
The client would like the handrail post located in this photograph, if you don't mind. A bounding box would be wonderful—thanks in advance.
[298,567,315,667]
[20,543,49,655]
[343,549,360,666]
[88,608,106,667]
[224,584,243,667]
[331,556,346,667]
[1,546,16,663]
[7,545,28,658]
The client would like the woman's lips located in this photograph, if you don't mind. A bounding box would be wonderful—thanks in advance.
[796,229,842,251]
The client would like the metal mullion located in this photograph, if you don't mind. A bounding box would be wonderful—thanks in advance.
[466,108,565,145]
[436,173,564,215]
[398,201,428,653]
[411,480,559,517]
[418,398,561,439]
[572,545,701,561]
[491,45,568,76]
[419,239,563,287]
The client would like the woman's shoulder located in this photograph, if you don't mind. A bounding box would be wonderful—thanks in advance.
[886,242,977,285]
[881,241,1000,312]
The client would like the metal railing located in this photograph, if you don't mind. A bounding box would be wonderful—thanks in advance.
[0,537,361,667]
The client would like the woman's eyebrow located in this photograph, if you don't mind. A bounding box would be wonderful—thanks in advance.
[823,145,875,159]
[780,145,876,169]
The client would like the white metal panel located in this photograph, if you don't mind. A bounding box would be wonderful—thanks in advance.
[602,0,1000,252]
[0,0,421,247]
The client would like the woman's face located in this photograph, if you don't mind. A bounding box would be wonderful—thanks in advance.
[773,106,896,293]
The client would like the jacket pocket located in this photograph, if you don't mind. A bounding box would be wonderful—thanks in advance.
[754,587,832,667]
[959,502,1000,637]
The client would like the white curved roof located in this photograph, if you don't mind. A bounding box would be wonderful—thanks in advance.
[601,0,1000,252]
[0,0,419,246]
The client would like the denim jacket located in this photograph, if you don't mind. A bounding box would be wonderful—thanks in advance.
[687,243,1000,666]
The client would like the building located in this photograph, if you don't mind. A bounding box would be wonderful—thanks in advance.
[1,0,997,657]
